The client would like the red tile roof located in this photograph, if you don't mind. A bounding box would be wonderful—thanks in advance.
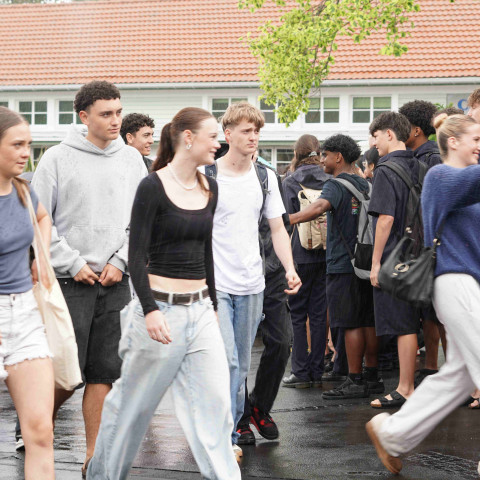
[0,0,478,86]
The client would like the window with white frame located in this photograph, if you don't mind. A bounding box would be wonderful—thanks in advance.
[260,99,276,124]
[211,97,248,120]
[0,101,8,108]
[19,101,48,125]
[276,148,294,175]
[258,147,273,164]
[58,100,82,125]
[352,96,391,123]
[306,97,340,124]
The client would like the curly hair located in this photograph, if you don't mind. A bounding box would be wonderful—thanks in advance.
[369,112,411,143]
[399,100,437,137]
[120,113,155,143]
[322,134,361,164]
[74,81,121,113]
[468,88,480,108]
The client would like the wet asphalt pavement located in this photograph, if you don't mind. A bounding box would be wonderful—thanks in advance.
[0,339,478,480]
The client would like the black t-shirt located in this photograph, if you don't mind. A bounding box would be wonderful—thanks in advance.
[320,173,370,274]
[368,149,418,262]
[128,173,218,315]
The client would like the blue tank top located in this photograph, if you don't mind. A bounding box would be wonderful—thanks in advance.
[0,183,39,294]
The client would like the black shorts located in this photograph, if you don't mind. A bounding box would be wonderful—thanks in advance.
[326,273,375,329]
[59,275,131,385]
[373,287,421,336]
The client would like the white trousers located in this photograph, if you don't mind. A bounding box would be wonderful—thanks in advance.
[378,274,480,456]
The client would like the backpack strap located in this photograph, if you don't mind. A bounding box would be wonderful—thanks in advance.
[379,161,414,189]
[204,161,218,179]
[331,177,370,201]
[253,162,269,224]
[417,159,428,186]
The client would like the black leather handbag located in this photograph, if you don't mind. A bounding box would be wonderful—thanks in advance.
[378,221,445,308]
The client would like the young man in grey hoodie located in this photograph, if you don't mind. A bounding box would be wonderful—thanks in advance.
[32,80,147,475]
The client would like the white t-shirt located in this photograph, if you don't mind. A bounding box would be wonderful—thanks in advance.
[211,165,286,295]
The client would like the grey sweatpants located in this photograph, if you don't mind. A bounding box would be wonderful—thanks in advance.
[377,274,480,456]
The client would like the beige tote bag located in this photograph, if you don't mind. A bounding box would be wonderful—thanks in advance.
[25,187,82,391]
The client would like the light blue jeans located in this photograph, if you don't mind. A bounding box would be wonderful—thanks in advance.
[88,296,240,480]
[216,290,264,444]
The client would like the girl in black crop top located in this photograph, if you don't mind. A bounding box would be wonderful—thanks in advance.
[89,108,241,479]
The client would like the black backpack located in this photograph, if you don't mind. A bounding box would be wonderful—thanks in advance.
[205,161,269,224]
[377,159,428,257]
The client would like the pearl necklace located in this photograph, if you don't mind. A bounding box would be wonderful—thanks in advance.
[168,163,198,190]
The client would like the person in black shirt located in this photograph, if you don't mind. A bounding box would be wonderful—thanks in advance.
[88,108,241,480]
[368,112,422,409]
[289,134,382,400]
[120,112,155,171]
[399,100,446,387]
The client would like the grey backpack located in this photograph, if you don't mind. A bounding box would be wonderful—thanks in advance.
[331,178,373,280]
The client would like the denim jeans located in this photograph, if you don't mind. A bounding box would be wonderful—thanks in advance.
[216,290,264,444]
[88,295,240,480]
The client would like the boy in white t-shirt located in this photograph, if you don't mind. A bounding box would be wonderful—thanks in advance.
[211,102,301,459]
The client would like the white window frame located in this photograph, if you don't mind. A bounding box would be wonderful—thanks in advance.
[351,96,392,124]
[57,100,82,126]
[18,100,48,126]
[305,97,340,124]
[211,97,248,120]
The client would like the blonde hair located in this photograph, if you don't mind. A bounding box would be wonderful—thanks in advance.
[434,113,476,159]
[220,102,265,131]
[467,88,480,108]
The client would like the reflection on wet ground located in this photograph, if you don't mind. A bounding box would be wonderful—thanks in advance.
[0,339,478,479]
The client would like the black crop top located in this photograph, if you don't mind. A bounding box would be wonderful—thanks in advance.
[128,172,218,315]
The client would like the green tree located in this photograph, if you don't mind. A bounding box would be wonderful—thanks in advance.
[239,0,457,125]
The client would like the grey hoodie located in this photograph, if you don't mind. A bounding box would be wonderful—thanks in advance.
[32,125,147,278]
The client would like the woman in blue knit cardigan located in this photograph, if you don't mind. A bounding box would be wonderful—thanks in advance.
[366,113,480,475]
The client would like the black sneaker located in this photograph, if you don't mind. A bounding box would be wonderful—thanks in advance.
[251,407,279,440]
[414,368,438,388]
[282,373,311,389]
[15,434,25,452]
[322,377,368,399]
[321,370,347,382]
[236,423,256,445]
[324,360,334,373]
[366,377,385,395]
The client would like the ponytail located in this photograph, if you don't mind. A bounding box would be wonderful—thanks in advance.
[12,177,28,207]
[152,122,174,171]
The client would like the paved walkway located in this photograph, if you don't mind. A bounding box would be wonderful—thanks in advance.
[1,340,478,479]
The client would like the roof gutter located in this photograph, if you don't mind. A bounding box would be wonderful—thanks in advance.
[0,77,478,92]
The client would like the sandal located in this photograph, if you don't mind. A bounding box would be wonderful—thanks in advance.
[371,390,406,409]
[81,457,92,479]
[469,398,480,409]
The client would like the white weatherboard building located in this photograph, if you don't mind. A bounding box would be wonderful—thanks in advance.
[0,0,478,172]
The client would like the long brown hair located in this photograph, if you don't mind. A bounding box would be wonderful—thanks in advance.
[291,134,321,171]
[152,107,215,194]
[0,106,29,206]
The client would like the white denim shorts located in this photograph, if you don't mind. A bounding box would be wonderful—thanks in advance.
[0,289,52,381]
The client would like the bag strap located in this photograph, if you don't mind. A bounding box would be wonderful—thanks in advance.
[379,161,414,189]
[331,177,370,201]
[204,161,218,179]
[23,185,56,287]
[253,162,268,224]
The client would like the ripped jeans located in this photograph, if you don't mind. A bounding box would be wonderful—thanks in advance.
[88,295,240,480]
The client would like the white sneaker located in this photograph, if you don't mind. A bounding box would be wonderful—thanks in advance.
[232,444,243,462]
[15,436,25,452]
